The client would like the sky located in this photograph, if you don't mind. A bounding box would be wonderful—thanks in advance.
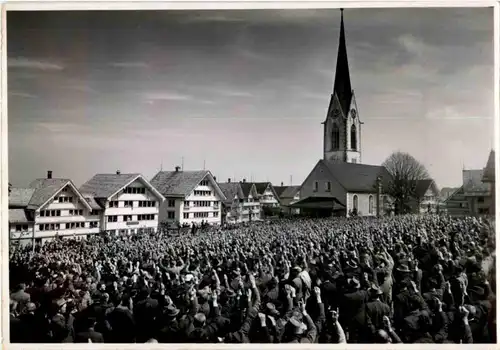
[8,8,495,189]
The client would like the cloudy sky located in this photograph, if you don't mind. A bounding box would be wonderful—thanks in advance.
[8,8,495,188]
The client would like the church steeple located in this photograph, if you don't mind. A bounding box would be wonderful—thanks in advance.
[323,9,362,165]
[333,8,352,118]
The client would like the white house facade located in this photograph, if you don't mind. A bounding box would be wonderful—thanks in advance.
[152,167,226,227]
[79,172,165,236]
[8,171,100,245]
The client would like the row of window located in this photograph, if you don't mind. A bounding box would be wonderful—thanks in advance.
[199,180,209,187]
[14,224,29,232]
[184,200,219,208]
[109,200,157,208]
[107,214,156,222]
[123,187,147,194]
[182,212,219,219]
[57,196,74,203]
[40,209,99,217]
[193,190,212,196]
[39,221,98,231]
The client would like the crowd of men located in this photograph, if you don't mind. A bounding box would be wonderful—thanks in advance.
[9,214,496,344]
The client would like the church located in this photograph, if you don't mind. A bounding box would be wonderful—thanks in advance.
[291,9,392,217]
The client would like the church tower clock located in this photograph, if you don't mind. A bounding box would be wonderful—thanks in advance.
[323,9,362,164]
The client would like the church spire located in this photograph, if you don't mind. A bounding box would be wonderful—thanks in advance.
[333,8,353,117]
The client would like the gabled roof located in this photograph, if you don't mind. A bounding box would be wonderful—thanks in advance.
[9,209,33,223]
[79,173,140,199]
[27,178,92,211]
[321,160,392,192]
[151,170,225,200]
[80,173,165,202]
[463,169,489,193]
[252,182,271,195]
[482,149,495,182]
[273,186,288,197]
[218,182,244,203]
[275,185,301,199]
[412,179,439,198]
[240,182,255,198]
[9,188,35,208]
[281,186,301,198]
[250,182,281,204]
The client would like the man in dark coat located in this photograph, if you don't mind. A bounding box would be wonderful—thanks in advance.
[75,317,104,343]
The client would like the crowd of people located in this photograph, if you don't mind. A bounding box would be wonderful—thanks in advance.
[9,214,496,344]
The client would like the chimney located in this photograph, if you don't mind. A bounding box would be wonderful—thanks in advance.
[228,178,231,183]
[213,176,217,181]
[243,178,246,183]
[116,170,121,175]
[47,170,52,179]
[175,166,180,172]
[281,181,284,186]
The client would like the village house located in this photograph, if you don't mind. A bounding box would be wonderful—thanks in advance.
[79,171,165,236]
[8,171,99,245]
[408,179,441,214]
[218,179,261,223]
[151,167,226,226]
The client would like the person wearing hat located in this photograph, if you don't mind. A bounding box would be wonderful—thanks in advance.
[282,300,317,343]
[158,304,182,343]
[365,285,391,332]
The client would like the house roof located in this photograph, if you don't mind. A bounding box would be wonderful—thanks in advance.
[273,186,288,197]
[218,182,244,202]
[280,186,301,198]
[240,183,255,198]
[9,209,32,223]
[321,160,392,192]
[27,178,71,209]
[151,170,224,200]
[482,149,495,182]
[463,169,489,193]
[79,173,140,199]
[9,188,35,207]
[27,178,93,211]
[412,179,438,198]
[252,182,271,195]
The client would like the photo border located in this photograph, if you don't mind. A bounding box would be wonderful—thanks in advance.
[1,1,499,348]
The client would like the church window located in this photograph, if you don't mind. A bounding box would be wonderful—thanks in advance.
[369,195,374,214]
[353,195,358,210]
[313,181,318,192]
[332,124,340,150]
[350,124,357,150]
[325,181,331,192]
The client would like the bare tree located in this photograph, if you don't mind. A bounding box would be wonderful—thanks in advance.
[382,151,430,215]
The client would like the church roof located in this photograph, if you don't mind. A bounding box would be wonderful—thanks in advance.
[333,9,353,118]
[321,160,392,193]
